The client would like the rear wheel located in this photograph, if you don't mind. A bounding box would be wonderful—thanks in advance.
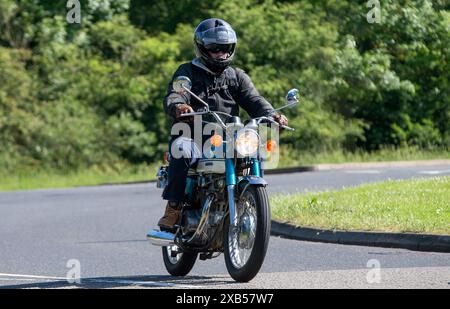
[224,185,271,282]
[162,245,197,276]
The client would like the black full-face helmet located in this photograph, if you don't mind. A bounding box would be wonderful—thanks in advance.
[194,18,237,73]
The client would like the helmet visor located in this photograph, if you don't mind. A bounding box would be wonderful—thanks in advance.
[200,26,237,45]
[205,43,235,54]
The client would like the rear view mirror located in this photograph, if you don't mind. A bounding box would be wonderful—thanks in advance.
[274,88,300,112]
[173,76,192,94]
[172,75,210,110]
[286,88,299,104]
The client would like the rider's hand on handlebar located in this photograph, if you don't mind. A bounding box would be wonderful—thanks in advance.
[175,104,194,121]
[272,112,289,130]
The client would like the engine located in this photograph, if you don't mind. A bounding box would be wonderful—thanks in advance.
[180,174,227,248]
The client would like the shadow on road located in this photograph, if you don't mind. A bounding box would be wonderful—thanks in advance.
[0,274,237,289]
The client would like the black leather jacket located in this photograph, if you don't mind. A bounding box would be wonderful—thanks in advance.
[163,60,275,122]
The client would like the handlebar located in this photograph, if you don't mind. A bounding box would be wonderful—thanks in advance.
[178,111,208,117]
[178,109,228,129]
[255,116,295,131]
[175,80,297,131]
[280,125,295,131]
[178,110,295,131]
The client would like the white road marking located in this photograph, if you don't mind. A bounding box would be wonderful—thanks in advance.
[344,170,382,174]
[0,273,67,280]
[418,169,450,175]
[0,272,201,288]
[0,278,43,281]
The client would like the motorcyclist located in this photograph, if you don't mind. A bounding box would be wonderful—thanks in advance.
[158,18,288,231]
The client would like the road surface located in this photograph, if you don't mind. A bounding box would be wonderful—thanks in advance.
[0,164,449,288]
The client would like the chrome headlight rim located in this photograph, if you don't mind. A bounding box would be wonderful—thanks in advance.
[235,128,259,157]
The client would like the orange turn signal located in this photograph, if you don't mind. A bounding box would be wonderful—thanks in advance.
[210,134,223,147]
[266,139,277,152]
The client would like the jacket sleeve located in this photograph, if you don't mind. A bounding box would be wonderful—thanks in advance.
[163,64,193,119]
[234,68,276,118]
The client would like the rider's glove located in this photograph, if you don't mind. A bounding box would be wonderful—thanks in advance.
[271,112,289,129]
[175,104,194,122]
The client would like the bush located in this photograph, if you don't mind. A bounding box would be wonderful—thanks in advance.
[0,0,448,174]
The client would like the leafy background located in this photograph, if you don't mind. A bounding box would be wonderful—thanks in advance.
[0,0,448,174]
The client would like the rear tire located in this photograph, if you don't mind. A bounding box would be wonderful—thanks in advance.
[162,245,197,276]
[224,185,271,282]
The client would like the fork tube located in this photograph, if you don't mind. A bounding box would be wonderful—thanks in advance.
[251,159,261,177]
[225,158,237,227]
[225,158,236,186]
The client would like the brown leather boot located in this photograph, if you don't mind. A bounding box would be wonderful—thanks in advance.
[158,201,181,231]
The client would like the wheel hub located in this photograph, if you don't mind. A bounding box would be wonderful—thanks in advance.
[238,212,256,249]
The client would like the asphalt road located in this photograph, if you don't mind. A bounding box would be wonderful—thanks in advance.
[0,164,449,289]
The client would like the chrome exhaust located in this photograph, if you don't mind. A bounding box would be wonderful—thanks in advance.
[146,230,176,246]
[186,194,214,244]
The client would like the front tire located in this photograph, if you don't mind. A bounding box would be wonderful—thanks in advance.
[224,185,271,282]
[162,245,197,276]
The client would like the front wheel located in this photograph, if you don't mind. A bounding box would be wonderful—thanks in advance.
[224,185,271,282]
[162,245,198,276]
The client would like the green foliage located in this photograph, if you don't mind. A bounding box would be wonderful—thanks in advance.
[129,0,221,34]
[324,0,450,149]
[0,0,448,174]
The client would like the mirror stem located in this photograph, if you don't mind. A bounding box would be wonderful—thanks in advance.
[182,86,210,110]
[181,85,227,129]
[274,100,298,111]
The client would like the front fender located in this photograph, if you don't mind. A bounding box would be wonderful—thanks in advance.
[237,176,268,205]
[238,175,267,187]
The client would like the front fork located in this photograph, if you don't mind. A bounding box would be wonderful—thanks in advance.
[225,158,238,228]
[226,158,262,228]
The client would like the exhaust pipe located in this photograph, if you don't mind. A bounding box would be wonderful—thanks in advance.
[147,230,175,246]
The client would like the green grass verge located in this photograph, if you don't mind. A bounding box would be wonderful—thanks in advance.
[0,163,160,191]
[271,176,450,235]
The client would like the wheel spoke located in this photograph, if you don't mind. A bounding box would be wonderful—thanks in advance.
[228,190,258,269]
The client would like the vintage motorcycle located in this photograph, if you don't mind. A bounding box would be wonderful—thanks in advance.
[147,76,299,282]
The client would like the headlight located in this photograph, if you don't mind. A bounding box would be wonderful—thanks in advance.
[235,129,259,157]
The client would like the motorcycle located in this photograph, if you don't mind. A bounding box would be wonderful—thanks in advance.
[147,75,299,282]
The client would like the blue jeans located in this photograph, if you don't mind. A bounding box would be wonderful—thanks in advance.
[162,137,201,202]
